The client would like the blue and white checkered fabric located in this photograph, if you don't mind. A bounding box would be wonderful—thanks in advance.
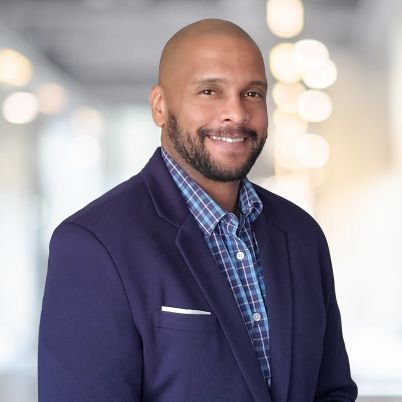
[161,148,271,386]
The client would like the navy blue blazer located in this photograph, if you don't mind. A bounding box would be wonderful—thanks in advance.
[38,148,357,401]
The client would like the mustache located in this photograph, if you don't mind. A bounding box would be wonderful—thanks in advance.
[199,125,257,140]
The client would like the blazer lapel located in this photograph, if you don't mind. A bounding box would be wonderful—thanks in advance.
[142,150,273,401]
[254,212,293,402]
[176,216,272,402]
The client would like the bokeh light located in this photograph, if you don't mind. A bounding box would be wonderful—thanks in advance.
[266,0,304,38]
[269,42,302,83]
[70,106,105,137]
[273,129,300,171]
[2,92,39,124]
[302,59,338,89]
[295,133,330,168]
[37,82,68,115]
[272,82,306,113]
[297,90,333,122]
[0,48,33,87]
[293,39,329,69]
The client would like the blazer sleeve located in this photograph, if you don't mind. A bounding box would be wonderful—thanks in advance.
[38,222,143,402]
[315,234,358,401]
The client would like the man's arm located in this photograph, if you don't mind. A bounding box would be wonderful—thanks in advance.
[38,222,143,401]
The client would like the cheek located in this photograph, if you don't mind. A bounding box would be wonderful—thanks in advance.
[178,103,218,131]
[250,107,268,131]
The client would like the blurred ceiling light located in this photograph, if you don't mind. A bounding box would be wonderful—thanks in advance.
[266,0,304,38]
[0,48,33,87]
[37,82,68,115]
[295,133,330,168]
[68,135,101,168]
[272,82,306,113]
[302,59,338,89]
[293,39,329,69]
[297,90,333,123]
[273,108,308,135]
[2,92,39,124]
[269,43,302,84]
[71,106,105,137]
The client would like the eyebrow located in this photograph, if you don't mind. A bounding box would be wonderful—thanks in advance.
[191,77,268,90]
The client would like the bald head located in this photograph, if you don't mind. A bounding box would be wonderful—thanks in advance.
[149,19,268,186]
[158,19,263,86]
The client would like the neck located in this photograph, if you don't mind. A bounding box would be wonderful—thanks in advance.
[196,178,240,213]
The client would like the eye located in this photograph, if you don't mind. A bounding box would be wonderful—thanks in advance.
[200,89,215,95]
[244,91,262,98]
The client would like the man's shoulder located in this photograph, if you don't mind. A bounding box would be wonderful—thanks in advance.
[59,148,165,229]
[61,172,150,232]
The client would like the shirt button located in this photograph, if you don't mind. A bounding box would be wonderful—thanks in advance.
[236,251,245,260]
[253,312,261,322]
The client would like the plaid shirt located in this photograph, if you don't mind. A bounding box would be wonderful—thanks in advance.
[161,148,271,386]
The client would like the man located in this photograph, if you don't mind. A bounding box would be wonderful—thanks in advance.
[38,19,357,402]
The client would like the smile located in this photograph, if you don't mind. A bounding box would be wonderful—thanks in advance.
[209,135,245,143]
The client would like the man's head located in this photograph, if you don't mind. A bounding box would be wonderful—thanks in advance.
[150,19,268,182]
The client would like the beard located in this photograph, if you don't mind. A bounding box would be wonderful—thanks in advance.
[166,112,267,182]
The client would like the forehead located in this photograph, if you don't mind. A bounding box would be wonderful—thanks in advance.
[164,34,266,87]
[179,36,265,80]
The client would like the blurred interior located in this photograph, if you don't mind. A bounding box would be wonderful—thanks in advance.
[1,0,402,400]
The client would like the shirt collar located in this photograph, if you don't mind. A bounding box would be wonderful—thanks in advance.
[161,147,263,236]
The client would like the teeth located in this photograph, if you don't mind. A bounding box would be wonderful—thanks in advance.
[210,135,245,143]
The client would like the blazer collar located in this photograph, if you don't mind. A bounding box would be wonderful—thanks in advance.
[140,148,190,227]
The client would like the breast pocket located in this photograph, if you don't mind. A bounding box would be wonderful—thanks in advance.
[151,309,250,401]
[154,310,218,332]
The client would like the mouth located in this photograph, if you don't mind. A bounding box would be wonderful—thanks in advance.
[209,135,246,143]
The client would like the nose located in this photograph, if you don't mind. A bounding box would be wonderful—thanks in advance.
[219,95,250,125]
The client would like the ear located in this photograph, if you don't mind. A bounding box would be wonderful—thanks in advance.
[149,85,167,128]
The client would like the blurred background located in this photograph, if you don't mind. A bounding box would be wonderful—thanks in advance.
[0,0,401,400]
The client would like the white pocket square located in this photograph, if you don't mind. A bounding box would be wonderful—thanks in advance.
[161,306,211,315]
